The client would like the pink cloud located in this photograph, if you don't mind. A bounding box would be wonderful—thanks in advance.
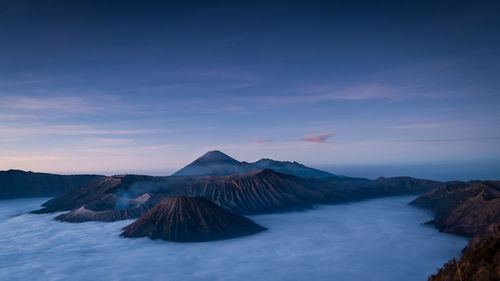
[255,138,271,143]
[299,133,334,143]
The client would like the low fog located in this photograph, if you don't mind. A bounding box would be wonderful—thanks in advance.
[0,196,466,281]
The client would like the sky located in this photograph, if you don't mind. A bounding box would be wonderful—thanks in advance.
[0,0,499,179]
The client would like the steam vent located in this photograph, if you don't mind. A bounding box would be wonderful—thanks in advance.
[121,196,266,242]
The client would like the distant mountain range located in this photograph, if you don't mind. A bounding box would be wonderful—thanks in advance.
[32,151,443,222]
[173,150,335,179]
[0,170,102,199]
[8,150,499,276]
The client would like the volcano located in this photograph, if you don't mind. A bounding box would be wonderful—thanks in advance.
[121,196,266,242]
[172,150,335,179]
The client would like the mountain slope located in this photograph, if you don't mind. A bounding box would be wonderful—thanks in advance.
[31,174,158,214]
[121,196,266,242]
[55,193,163,222]
[411,181,500,239]
[252,158,334,179]
[0,169,102,199]
[164,169,335,214]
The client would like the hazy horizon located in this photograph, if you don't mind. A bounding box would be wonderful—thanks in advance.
[5,157,499,182]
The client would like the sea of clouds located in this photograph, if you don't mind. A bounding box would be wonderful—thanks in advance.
[0,196,466,281]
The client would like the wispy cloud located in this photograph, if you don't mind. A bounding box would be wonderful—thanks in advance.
[385,122,456,129]
[0,124,169,136]
[0,113,39,120]
[403,138,456,143]
[0,95,100,113]
[255,138,271,143]
[237,84,394,106]
[83,137,133,146]
[302,84,394,101]
[298,133,334,143]
[0,155,63,162]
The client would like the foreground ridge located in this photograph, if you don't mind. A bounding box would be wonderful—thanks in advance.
[412,180,500,280]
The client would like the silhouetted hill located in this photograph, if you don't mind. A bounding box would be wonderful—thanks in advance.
[172,150,335,179]
[121,196,266,242]
[0,169,102,199]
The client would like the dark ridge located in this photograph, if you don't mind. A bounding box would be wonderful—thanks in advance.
[0,169,102,199]
[121,196,266,242]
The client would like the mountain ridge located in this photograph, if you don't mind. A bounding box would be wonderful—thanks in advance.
[0,169,103,199]
[34,168,443,222]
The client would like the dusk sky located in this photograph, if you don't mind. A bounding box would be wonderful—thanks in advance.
[1,0,499,179]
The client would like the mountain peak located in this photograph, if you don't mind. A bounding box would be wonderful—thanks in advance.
[121,196,266,242]
[173,151,335,179]
[197,150,238,163]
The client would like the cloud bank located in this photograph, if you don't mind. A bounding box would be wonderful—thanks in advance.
[0,196,466,281]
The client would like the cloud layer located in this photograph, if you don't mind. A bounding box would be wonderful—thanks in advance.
[0,196,466,281]
[299,133,334,143]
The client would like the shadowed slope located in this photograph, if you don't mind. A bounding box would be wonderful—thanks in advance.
[165,169,333,214]
[411,181,500,239]
[31,174,158,214]
[55,193,163,222]
[121,196,266,242]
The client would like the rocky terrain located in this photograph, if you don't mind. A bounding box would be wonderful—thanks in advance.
[411,180,500,280]
[411,180,500,246]
[32,174,158,214]
[55,193,164,222]
[34,166,443,222]
[121,196,266,242]
[428,230,500,281]
[0,170,102,199]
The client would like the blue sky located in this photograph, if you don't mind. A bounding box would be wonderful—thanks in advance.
[0,0,499,179]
